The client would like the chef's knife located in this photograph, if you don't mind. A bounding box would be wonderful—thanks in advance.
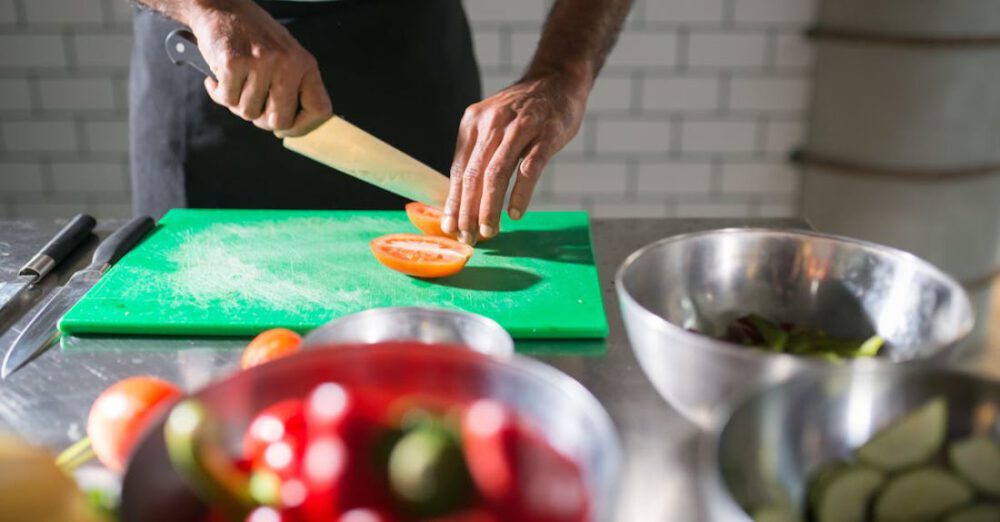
[0,213,96,318]
[165,29,451,207]
[1,216,155,379]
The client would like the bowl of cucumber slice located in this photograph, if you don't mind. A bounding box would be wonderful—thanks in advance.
[703,366,1000,522]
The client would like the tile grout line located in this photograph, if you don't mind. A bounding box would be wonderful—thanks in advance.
[668,116,682,159]
[12,0,24,28]
[763,28,778,71]
[754,115,769,158]
[26,70,41,115]
[100,0,115,29]
[62,26,77,73]
[674,28,688,73]
[630,69,643,116]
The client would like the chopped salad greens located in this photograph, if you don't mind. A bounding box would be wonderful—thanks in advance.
[714,313,885,361]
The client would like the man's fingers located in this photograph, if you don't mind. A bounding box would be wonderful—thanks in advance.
[204,77,227,106]
[442,123,476,235]
[264,69,301,132]
[457,132,502,245]
[214,60,248,107]
[274,68,332,138]
[477,129,534,238]
[251,114,271,130]
[237,69,270,121]
[508,142,550,220]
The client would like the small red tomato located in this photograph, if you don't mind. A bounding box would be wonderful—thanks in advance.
[462,400,588,522]
[460,399,519,504]
[243,399,307,476]
[510,433,588,522]
[306,383,392,448]
[305,382,356,439]
[87,376,183,472]
[302,436,348,496]
[241,328,302,370]
[276,437,349,521]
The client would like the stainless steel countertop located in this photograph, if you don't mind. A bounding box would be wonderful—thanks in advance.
[0,216,828,521]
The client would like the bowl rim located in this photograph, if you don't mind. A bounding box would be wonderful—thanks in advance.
[615,227,975,365]
[698,366,1000,522]
[302,306,516,358]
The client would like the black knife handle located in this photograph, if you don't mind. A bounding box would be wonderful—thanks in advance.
[165,28,216,80]
[19,213,97,280]
[90,217,155,270]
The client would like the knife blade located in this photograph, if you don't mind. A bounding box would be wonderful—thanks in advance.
[164,29,450,208]
[0,214,96,318]
[1,216,155,379]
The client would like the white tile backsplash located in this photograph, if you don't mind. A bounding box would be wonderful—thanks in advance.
[0,0,816,219]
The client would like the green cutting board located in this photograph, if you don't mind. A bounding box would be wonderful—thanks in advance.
[60,209,608,339]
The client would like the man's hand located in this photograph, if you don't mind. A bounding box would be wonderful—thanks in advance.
[442,0,632,245]
[442,74,587,243]
[184,0,331,137]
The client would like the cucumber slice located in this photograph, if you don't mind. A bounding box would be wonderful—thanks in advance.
[811,465,885,522]
[852,335,885,358]
[856,397,947,472]
[872,467,973,521]
[388,423,472,517]
[949,436,1000,496]
[751,504,801,522]
[807,461,847,511]
[942,504,1000,522]
[164,399,254,519]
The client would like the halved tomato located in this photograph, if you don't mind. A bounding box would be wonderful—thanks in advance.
[405,202,491,243]
[370,234,473,278]
[406,202,454,239]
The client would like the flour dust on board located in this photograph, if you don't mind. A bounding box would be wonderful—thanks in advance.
[164,218,370,317]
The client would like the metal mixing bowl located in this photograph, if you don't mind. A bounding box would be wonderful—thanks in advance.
[702,367,1000,521]
[303,306,515,358]
[617,228,974,427]
[120,343,621,521]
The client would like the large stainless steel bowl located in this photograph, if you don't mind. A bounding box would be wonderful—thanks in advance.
[120,343,621,522]
[303,306,515,358]
[702,367,1000,521]
[617,228,974,427]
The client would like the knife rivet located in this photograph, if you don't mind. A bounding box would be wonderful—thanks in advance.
[175,42,185,54]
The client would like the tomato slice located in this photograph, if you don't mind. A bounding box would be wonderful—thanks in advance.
[241,328,302,370]
[370,234,473,278]
[406,202,454,239]
[87,376,183,472]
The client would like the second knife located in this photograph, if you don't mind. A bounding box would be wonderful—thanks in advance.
[0,213,96,318]
[1,216,156,379]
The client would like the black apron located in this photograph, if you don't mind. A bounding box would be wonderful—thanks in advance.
[129,0,481,218]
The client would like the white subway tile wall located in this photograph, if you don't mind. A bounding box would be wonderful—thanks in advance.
[0,0,814,219]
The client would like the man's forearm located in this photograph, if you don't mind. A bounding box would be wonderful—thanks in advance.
[524,0,633,92]
[130,0,237,26]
